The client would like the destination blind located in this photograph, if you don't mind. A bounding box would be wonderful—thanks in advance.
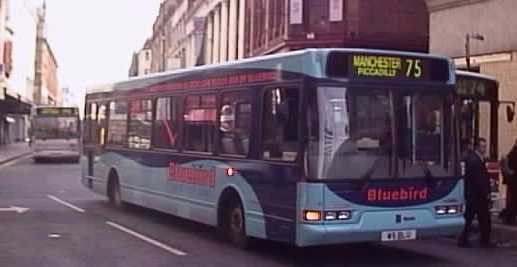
[37,107,78,116]
[326,52,451,82]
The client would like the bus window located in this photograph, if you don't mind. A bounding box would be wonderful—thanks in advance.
[97,104,107,145]
[262,87,299,161]
[85,103,97,144]
[108,101,129,146]
[183,94,217,153]
[153,97,180,149]
[128,99,153,149]
[219,91,251,156]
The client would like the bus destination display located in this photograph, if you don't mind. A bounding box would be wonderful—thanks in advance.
[351,55,427,80]
[37,107,78,116]
[326,52,450,82]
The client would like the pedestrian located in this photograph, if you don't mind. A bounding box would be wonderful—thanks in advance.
[501,139,517,224]
[458,138,496,248]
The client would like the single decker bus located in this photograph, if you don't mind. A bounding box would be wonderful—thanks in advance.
[30,106,81,163]
[82,48,463,247]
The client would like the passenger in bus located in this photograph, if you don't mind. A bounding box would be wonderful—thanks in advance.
[458,138,495,248]
[220,105,247,155]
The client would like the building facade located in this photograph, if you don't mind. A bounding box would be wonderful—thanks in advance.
[0,0,36,145]
[427,0,517,208]
[145,0,428,72]
[245,0,429,57]
[147,0,246,72]
[33,2,60,106]
[129,39,152,77]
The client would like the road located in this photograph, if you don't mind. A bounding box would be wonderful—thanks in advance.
[1,156,517,267]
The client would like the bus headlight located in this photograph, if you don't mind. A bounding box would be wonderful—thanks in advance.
[324,210,351,221]
[324,211,337,221]
[338,211,352,220]
[435,205,460,215]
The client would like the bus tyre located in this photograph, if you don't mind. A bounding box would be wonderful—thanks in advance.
[225,199,249,248]
[108,177,124,209]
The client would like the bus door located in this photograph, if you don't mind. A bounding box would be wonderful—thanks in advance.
[458,98,500,201]
[84,102,108,180]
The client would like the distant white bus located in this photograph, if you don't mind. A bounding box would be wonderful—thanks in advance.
[30,106,81,163]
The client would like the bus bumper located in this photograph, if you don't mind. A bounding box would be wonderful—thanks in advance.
[33,150,80,160]
[296,216,464,247]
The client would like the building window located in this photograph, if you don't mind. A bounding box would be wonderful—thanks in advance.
[108,101,128,146]
[219,91,252,156]
[153,97,180,149]
[128,99,153,149]
[262,87,300,161]
[183,94,217,153]
[145,51,150,60]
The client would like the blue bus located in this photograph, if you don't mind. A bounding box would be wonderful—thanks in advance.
[82,48,463,247]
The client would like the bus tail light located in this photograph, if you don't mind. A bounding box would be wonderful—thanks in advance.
[304,210,321,221]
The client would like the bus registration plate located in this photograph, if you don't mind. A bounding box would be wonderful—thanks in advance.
[381,230,416,242]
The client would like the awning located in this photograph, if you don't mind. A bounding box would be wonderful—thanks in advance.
[0,92,32,114]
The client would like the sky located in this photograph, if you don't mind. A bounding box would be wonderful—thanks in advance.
[43,0,162,101]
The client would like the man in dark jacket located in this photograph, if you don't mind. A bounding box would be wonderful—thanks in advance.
[458,138,495,248]
[503,139,517,224]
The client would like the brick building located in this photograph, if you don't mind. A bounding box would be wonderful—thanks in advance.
[245,0,429,57]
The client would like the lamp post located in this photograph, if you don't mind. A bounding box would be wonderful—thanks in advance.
[465,33,485,71]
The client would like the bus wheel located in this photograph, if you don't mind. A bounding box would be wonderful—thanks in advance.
[108,175,123,209]
[226,199,248,248]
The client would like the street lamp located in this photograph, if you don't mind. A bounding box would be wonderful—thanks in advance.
[465,33,485,71]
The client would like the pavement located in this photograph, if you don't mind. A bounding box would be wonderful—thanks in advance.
[1,155,517,266]
[0,142,32,165]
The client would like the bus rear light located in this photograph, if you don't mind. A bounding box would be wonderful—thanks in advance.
[304,210,321,221]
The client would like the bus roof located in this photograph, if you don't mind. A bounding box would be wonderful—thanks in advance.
[456,70,498,84]
[87,48,454,95]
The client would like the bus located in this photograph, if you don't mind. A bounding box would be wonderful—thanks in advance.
[455,71,511,209]
[82,48,463,247]
[30,106,81,163]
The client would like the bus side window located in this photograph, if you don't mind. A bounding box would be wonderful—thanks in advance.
[153,97,180,149]
[219,91,251,156]
[128,99,153,149]
[262,87,299,161]
[85,103,98,144]
[108,101,129,146]
[183,94,217,153]
[97,104,107,145]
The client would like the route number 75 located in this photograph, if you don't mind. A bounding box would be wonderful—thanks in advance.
[405,59,422,78]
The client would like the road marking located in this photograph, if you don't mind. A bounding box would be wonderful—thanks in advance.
[106,221,187,256]
[0,206,30,214]
[0,154,32,170]
[47,195,85,213]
